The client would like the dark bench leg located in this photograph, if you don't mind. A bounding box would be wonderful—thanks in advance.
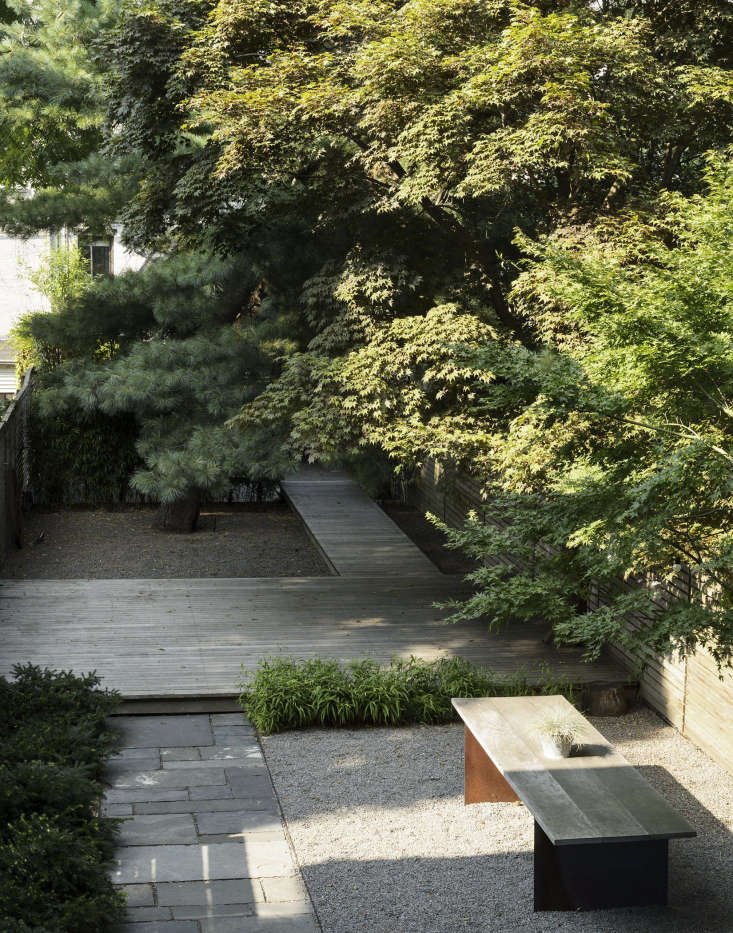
[464,726,519,804]
[533,821,668,911]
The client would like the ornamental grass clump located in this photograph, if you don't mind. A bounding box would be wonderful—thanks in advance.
[535,711,588,759]
[239,655,578,733]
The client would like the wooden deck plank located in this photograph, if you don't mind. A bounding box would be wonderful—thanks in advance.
[281,466,438,576]
[0,576,628,698]
[0,467,631,698]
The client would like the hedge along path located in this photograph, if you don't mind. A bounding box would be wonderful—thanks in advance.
[0,466,627,698]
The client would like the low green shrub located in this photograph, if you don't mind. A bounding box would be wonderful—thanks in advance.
[0,665,120,770]
[0,814,121,933]
[0,761,104,827]
[28,400,141,507]
[0,664,119,726]
[0,665,124,932]
[239,655,579,734]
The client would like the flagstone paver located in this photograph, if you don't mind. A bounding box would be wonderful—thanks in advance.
[107,787,191,804]
[117,813,198,846]
[119,921,198,933]
[107,711,318,932]
[112,768,230,789]
[115,841,294,884]
[115,714,215,747]
[156,879,260,906]
[134,798,280,815]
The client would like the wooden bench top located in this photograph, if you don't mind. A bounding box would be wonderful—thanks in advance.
[452,695,696,847]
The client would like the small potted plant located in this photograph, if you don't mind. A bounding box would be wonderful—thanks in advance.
[536,712,587,759]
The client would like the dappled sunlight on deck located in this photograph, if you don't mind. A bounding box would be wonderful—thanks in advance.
[0,574,628,697]
[0,468,630,698]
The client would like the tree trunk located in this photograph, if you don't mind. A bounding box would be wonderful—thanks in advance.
[153,490,201,533]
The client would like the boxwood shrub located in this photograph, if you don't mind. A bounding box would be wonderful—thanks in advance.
[0,665,125,932]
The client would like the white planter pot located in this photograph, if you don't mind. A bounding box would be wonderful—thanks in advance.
[540,734,573,759]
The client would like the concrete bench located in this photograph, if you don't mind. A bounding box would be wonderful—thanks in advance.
[452,695,696,911]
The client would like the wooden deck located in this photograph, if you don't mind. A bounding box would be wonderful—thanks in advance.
[0,577,627,698]
[0,467,630,698]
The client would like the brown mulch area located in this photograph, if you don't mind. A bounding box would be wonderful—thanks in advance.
[4,502,332,579]
[381,503,480,575]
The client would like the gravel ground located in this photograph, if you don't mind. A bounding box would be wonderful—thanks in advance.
[3,503,331,578]
[381,504,479,575]
[262,709,733,933]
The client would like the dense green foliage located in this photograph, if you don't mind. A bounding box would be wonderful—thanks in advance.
[5,0,733,661]
[437,156,733,668]
[21,251,293,511]
[12,245,93,374]
[0,0,138,236]
[28,405,141,507]
[239,655,578,733]
[211,0,732,469]
[0,665,124,932]
[11,248,143,505]
[19,246,91,315]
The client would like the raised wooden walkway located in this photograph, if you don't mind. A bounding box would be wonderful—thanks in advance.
[281,466,438,576]
[0,467,629,698]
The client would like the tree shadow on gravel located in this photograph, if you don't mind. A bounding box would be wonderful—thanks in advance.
[302,843,732,933]
[266,726,732,932]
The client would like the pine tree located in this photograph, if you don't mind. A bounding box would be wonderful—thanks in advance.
[0,0,139,235]
[22,251,293,530]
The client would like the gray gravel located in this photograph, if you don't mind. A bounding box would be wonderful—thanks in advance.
[4,503,331,578]
[262,709,733,933]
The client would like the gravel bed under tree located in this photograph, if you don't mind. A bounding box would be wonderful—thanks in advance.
[3,503,331,579]
[262,709,733,933]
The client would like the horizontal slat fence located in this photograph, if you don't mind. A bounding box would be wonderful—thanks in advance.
[589,573,692,731]
[410,457,733,773]
[685,651,733,762]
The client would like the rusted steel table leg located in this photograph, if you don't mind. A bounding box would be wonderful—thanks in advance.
[533,821,668,911]
[464,726,519,804]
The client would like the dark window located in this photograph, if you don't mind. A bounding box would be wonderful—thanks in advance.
[90,241,111,276]
[79,235,113,276]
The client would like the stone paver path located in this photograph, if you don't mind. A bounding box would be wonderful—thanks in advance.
[105,712,318,933]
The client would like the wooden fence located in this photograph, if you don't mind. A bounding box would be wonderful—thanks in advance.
[410,457,733,773]
[50,478,280,508]
[0,368,31,566]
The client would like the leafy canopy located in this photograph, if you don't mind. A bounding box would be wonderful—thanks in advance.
[440,154,733,669]
[0,0,141,236]
[7,0,733,661]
